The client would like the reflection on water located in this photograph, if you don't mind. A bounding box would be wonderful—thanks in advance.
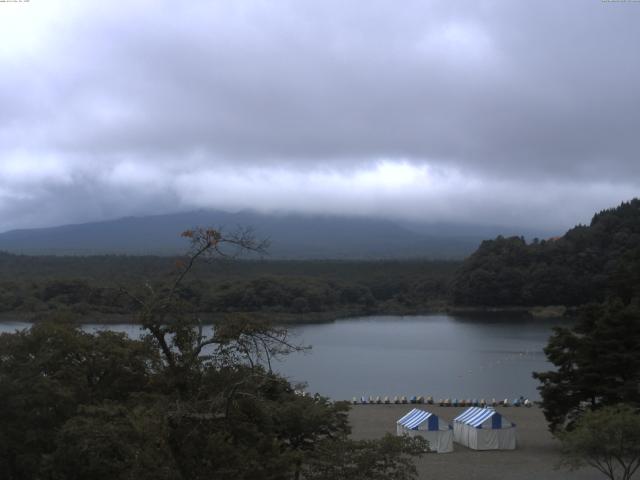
[0,314,568,400]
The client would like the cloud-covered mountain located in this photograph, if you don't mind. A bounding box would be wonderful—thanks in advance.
[1,1,638,233]
[0,210,555,259]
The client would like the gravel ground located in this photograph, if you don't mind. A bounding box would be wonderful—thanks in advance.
[348,405,604,480]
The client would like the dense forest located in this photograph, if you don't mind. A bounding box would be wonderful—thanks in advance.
[0,254,456,322]
[452,199,640,307]
[1,199,639,322]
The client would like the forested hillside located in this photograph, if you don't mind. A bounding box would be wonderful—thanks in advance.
[0,254,456,321]
[452,199,640,307]
[3,199,638,319]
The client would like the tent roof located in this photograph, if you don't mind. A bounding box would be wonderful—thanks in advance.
[454,407,501,427]
[397,408,434,429]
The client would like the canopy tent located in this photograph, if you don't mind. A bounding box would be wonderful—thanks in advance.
[453,407,516,450]
[396,408,454,453]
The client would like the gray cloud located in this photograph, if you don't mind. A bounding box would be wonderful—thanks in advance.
[0,0,638,232]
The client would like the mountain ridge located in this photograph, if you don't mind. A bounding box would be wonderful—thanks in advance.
[0,209,554,259]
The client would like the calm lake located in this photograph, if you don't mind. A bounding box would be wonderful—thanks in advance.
[0,314,567,401]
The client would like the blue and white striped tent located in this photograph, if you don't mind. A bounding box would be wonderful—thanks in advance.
[396,409,453,453]
[453,407,516,450]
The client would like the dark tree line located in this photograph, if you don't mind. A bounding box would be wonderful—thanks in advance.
[452,199,640,307]
[0,256,455,321]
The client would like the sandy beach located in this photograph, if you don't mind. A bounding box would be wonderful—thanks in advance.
[348,405,603,480]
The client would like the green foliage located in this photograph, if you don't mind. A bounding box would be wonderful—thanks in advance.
[0,323,159,479]
[0,229,427,479]
[0,320,364,479]
[452,199,640,307]
[0,256,456,320]
[533,301,640,432]
[303,434,428,480]
[48,403,177,480]
[559,404,640,480]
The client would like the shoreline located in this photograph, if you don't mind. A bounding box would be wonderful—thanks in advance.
[0,304,573,326]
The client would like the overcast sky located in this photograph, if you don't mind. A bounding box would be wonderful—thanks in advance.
[0,0,638,233]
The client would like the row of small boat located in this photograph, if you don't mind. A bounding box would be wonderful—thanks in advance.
[351,396,533,407]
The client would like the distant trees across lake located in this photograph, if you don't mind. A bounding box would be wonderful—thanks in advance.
[1,198,639,322]
[0,256,456,321]
[452,199,640,307]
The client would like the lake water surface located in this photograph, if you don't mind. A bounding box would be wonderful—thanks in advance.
[0,314,567,401]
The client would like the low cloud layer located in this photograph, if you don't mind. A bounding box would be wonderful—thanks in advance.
[1,0,638,232]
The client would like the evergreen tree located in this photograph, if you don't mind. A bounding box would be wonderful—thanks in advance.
[533,301,640,432]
